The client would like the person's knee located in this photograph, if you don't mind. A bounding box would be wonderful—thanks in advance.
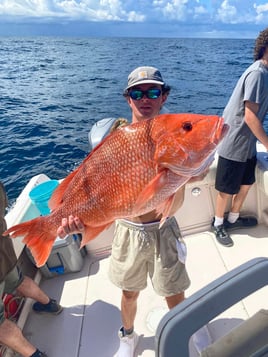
[122,290,139,302]
[16,276,27,292]
[16,275,35,297]
[0,318,21,340]
[165,291,185,309]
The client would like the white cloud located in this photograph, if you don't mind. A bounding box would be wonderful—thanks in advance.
[127,10,145,22]
[195,5,207,15]
[161,0,189,21]
[216,0,237,23]
[215,0,267,24]
[0,0,144,21]
[254,2,268,12]
[0,0,268,29]
[254,2,268,23]
[0,0,54,17]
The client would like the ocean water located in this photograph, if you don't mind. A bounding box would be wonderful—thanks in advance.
[0,36,262,202]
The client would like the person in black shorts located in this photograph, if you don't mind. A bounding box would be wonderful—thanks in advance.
[212,27,268,247]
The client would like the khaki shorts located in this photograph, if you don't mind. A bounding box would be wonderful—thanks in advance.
[108,217,190,296]
[0,266,24,324]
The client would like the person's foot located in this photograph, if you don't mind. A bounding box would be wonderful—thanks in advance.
[224,216,258,231]
[192,325,213,353]
[32,298,63,315]
[114,327,139,357]
[30,349,48,357]
[211,219,234,247]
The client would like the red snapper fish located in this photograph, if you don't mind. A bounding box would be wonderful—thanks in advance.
[4,113,228,267]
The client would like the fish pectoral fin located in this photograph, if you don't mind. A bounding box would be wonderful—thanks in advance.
[49,170,78,210]
[80,222,113,247]
[156,194,176,225]
[133,170,168,214]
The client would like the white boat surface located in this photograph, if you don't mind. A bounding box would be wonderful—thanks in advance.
[3,142,268,357]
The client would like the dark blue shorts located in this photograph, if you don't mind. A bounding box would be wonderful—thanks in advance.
[215,156,257,195]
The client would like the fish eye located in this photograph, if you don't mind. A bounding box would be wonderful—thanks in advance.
[182,122,192,131]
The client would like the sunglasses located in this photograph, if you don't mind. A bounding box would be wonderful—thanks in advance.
[128,88,162,100]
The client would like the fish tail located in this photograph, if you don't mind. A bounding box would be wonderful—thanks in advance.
[4,217,56,268]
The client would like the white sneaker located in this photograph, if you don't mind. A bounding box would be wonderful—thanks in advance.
[192,325,212,354]
[114,327,139,357]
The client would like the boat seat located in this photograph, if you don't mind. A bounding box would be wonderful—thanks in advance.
[155,257,268,357]
[201,309,268,357]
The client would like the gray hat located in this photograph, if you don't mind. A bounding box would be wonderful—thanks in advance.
[125,66,165,91]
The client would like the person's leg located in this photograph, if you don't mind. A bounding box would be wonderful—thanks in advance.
[212,157,239,247]
[17,276,49,304]
[109,221,146,357]
[0,272,45,357]
[215,191,231,220]
[16,275,62,315]
[121,290,139,331]
[230,184,252,213]
[0,318,37,357]
[165,291,184,309]
[224,184,258,229]
[225,157,258,229]
[228,156,256,217]
[114,290,140,357]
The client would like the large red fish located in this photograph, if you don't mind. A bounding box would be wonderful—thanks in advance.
[4,113,228,267]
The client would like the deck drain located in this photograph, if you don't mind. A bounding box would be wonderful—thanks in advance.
[146,307,169,332]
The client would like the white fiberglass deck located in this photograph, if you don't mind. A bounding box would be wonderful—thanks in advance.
[18,224,268,357]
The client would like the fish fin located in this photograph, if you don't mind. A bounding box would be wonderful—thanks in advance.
[157,194,176,226]
[49,170,79,210]
[80,222,113,247]
[49,142,106,210]
[133,169,190,217]
[49,125,124,210]
[49,129,116,210]
[4,217,56,268]
[133,170,168,214]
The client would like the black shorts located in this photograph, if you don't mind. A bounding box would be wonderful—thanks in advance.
[215,156,257,195]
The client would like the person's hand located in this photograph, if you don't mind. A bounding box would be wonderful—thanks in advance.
[57,215,85,238]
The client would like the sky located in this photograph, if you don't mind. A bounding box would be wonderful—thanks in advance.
[0,0,268,38]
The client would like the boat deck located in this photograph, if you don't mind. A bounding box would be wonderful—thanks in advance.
[14,223,268,357]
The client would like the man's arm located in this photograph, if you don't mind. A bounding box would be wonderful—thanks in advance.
[244,101,268,151]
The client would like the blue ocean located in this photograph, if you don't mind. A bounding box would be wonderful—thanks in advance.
[0,36,262,202]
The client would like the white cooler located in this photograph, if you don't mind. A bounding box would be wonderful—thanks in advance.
[27,234,86,278]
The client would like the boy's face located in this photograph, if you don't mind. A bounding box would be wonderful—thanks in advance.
[126,83,168,123]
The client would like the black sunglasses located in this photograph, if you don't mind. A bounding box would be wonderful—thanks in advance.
[128,88,162,100]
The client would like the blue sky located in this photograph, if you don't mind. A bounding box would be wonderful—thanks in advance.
[0,0,268,38]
